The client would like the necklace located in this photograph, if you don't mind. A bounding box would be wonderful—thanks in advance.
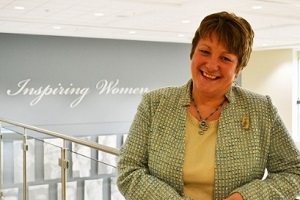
[191,96,226,135]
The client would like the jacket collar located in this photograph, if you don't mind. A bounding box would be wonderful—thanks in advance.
[179,79,192,107]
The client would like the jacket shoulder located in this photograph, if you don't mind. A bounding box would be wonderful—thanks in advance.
[232,86,270,103]
[230,86,275,117]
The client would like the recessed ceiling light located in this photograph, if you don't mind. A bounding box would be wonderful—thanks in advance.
[178,34,185,37]
[181,20,190,24]
[53,26,62,30]
[252,5,262,9]
[129,31,136,34]
[94,13,104,17]
[14,6,25,10]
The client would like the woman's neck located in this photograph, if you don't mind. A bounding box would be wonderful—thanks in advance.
[192,91,227,108]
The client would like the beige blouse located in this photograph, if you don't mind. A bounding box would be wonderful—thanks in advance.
[183,112,219,200]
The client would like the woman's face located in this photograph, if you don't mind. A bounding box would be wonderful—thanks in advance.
[191,33,240,98]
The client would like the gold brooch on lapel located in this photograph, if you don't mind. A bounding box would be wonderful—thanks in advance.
[242,117,250,130]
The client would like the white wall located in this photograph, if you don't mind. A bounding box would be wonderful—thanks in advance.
[0,33,191,136]
[242,49,300,149]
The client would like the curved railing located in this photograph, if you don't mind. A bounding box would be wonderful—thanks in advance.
[0,118,124,200]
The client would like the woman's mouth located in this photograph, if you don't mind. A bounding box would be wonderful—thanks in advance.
[202,71,218,80]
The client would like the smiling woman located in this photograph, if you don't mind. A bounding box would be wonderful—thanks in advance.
[117,11,300,200]
[190,33,240,101]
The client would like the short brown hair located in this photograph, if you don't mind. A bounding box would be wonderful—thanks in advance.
[190,11,254,71]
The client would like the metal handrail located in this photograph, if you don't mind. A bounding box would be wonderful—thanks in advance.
[0,118,120,156]
[0,117,121,200]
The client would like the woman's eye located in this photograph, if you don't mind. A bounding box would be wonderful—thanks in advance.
[200,50,210,55]
[222,56,232,62]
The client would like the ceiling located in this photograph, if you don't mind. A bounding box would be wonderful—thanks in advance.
[1,0,300,50]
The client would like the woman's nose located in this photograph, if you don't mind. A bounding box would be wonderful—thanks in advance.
[205,57,219,71]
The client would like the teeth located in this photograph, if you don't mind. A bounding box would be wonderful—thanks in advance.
[203,72,217,79]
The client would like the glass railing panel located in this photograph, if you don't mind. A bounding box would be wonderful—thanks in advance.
[97,135,118,176]
[57,180,78,200]
[28,135,62,200]
[66,140,124,200]
[71,137,93,179]
[42,137,64,181]
[96,155,118,200]
[1,121,123,200]
[1,187,19,199]
[1,128,23,199]
[1,126,66,200]
[110,176,125,200]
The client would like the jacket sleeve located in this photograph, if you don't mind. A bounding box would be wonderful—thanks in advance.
[117,94,190,200]
[233,96,300,200]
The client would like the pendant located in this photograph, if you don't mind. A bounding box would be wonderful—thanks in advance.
[198,120,208,135]
[198,129,205,135]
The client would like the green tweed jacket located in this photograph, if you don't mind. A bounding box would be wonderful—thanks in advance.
[117,80,300,200]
